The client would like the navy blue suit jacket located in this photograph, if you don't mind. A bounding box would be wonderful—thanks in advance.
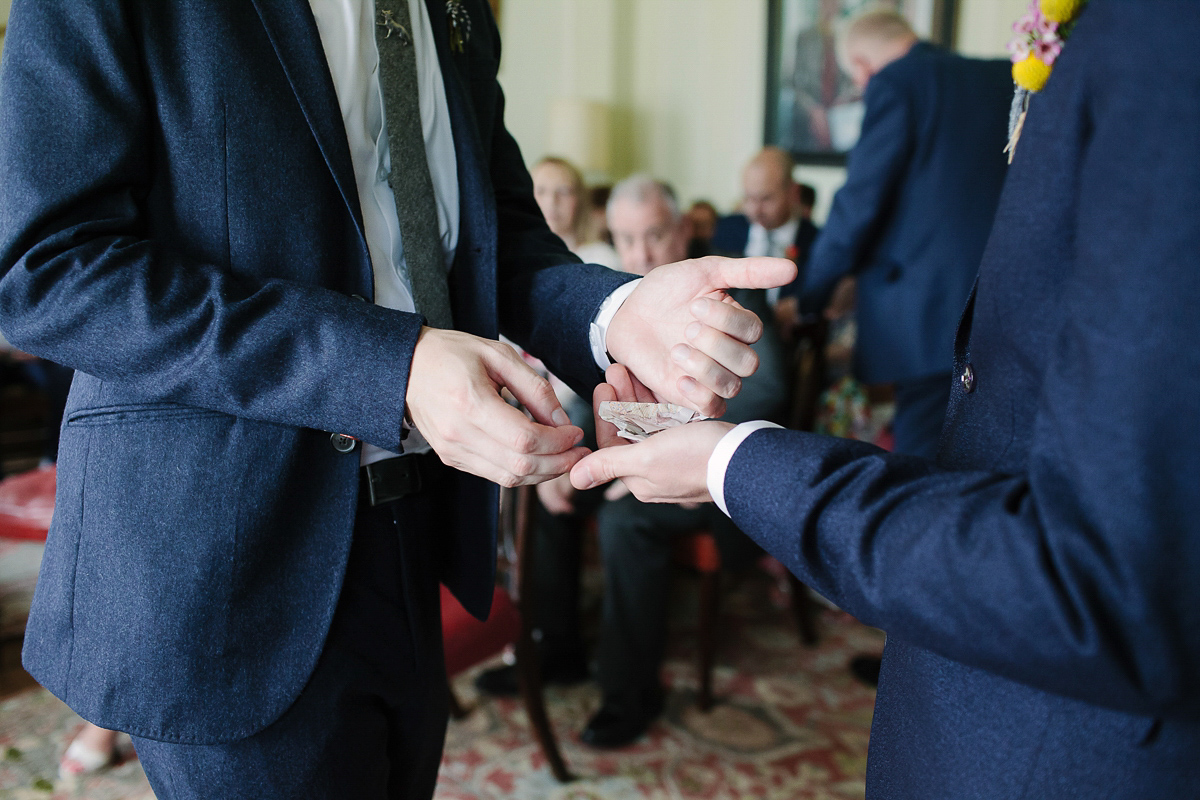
[804,43,1011,385]
[724,3,1200,796]
[711,213,819,300]
[0,0,630,744]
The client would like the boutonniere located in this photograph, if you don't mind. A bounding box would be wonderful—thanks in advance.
[447,0,472,53]
[1004,0,1088,162]
[785,244,799,262]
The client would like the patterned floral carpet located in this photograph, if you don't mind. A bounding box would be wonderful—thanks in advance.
[0,573,882,800]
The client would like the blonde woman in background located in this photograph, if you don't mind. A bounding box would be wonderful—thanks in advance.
[531,156,620,269]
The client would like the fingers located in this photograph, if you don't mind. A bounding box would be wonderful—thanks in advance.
[603,479,631,502]
[407,328,587,488]
[448,429,589,487]
[604,364,655,403]
[571,420,732,501]
[609,364,657,402]
[671,342,742,399]
[699,255,797,292]
[592,381,625,450]
[536,476,577,515]
[690,296,764,346]
[683,319,761,378]
[676,377,727,419]
[485,342,571,427]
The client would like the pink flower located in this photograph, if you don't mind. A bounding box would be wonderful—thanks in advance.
[1035,36,1063,64]
[1012,11,1038,35]
[1008,39,1032,62]
[1036,16,1060,37]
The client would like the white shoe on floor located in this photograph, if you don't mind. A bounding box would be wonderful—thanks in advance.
[58,736,117,781]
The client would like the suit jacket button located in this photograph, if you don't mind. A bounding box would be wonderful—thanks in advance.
[330,433,358,453]
[960,363,976,393]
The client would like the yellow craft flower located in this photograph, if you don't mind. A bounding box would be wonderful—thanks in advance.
[1013,54,1052,92]
[1039,0,1085,24]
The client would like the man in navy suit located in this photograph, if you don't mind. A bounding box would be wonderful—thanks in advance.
[802,10,1011,460]
[0,1,791,797]
[573,1,1200,796]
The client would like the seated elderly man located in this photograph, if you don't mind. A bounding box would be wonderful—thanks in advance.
[588,175,790,745]
[476,174,790,747]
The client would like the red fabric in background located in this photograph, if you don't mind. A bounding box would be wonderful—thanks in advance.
[441,584,521,677]
[0,465,55,542]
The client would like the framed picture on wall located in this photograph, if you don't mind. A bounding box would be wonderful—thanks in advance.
[765,0,957,165]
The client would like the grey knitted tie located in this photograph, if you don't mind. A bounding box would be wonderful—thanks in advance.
[375,0,454,329]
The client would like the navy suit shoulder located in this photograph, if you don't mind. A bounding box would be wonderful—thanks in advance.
[725,3,1200,796]
[710,213,751,256]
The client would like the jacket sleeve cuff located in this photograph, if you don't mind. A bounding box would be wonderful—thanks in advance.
[707,420,783,515]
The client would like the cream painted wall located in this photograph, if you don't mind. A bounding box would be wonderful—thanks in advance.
[956,0,1028,58]
[498,0,1023,223]
[497,0,765,209]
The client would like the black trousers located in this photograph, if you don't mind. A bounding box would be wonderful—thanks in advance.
[594,495,761,710]
[134,489,449,800]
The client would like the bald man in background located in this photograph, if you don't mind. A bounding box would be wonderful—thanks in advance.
[712,148,819,310]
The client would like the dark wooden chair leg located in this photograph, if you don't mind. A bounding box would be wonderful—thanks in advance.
[697,569,720,712]
[515,623,573,782]
[513,485,573,783]
[447,681,470,720]
[787,573,820,646]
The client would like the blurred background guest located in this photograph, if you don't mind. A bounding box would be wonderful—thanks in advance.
[589,184,614,246]
[796,10,1011,685]
[685,200,719,256]
[711,148,818,312]
[531,156,620,269]
[478,173,789,749]
[802,10,1009,464]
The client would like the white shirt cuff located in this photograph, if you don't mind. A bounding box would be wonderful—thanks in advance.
[707,420,783,516]
[589,279,641,370]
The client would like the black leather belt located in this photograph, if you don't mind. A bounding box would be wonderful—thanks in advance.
[359,451,444,507]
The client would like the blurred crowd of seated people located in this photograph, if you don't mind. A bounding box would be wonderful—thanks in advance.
[477,153,837,748]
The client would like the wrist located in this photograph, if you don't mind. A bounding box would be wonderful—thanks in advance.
[707,420,781,515]
[589,279,640,369]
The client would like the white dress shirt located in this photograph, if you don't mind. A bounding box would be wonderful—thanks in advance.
[310,0,457,461]
[745,217,799,306]
[310,0,625,463]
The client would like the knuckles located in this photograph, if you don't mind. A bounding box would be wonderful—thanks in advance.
[497,471,523,489]
[509,454,536,479]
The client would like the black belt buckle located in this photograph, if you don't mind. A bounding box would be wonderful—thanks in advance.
[362,453,427,506]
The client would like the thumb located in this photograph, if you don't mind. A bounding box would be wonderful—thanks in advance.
[570,446,633,491]
[700,255,797,291]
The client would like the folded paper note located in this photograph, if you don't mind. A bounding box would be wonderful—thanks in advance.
[598,401,705,442]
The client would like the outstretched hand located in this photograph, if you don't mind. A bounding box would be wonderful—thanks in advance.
[606,256,796,418]
[406,328,587,487]
[569,365,734,504]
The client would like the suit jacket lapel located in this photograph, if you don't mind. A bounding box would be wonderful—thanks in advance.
[425,0,498,339]
[248,0,366,242]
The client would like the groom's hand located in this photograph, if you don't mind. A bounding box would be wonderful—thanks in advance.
[606,256,796,418]
[569,365,734,503]
[406,327,587,487]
